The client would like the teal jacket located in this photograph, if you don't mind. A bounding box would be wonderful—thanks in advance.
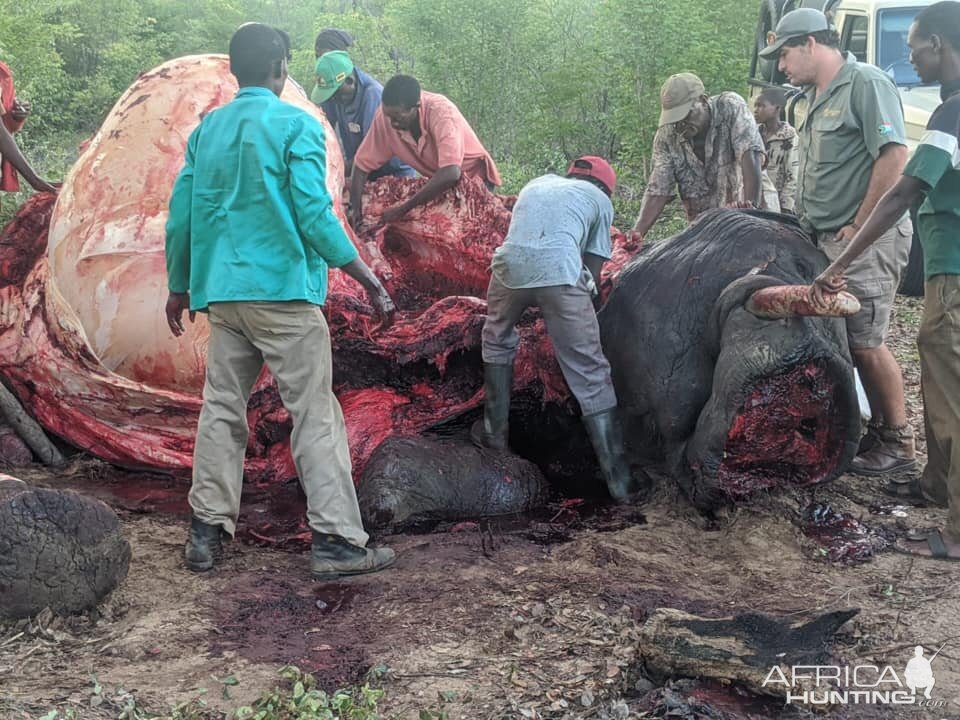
[165,87,358,311]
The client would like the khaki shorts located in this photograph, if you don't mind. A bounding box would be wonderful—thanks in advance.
[817,216,912,349]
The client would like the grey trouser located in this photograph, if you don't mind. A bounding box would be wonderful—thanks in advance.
[189,301,368,546]
[817,216,912,349]
[917,275,960,540]
[481,274,617,416]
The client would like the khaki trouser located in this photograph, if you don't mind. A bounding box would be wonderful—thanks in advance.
[189,301,368,547]
[917,275,960,541]
[482,273,618,416]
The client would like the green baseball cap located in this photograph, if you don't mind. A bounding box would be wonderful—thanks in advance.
[311,50,354,104]
[759,8,831,59]
[659,73,705,127]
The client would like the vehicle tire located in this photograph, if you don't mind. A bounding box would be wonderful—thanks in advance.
[898,206,924,297]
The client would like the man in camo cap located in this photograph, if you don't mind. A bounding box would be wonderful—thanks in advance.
[628,72,764,243]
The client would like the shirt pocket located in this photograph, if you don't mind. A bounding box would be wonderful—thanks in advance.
[809,115,858,167]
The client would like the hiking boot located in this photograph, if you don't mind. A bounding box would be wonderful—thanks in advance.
[858,419,884,454]
[582,408,644,502]
[311,533,396,580]
[184,517,224,572]
[470,363,513,451]
[849,424,916,476]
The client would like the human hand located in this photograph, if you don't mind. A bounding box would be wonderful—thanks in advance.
[834,223,859,244]
[626,229,645,249]
[727,200,756,210]
[380,204,407,225]
[165,292,195,337]
[368,285,396,331]
[809,264,848,308]
[11,100,30,122]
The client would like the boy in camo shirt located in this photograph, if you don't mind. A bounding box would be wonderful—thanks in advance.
[754,87,798,213]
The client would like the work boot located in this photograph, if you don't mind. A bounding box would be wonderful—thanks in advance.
[470,363,513,451]
[582,408,642,502]
[849,424,916,476]
[858,418,884,454]
[311,532,396,580]
[184,517,224,572]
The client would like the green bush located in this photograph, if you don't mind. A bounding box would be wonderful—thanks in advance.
[0,0,755,232]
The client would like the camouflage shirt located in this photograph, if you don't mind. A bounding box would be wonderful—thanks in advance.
[760,120,799,212]
[644,92,764,221]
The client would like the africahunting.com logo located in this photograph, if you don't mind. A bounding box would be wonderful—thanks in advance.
[763,644,948,709]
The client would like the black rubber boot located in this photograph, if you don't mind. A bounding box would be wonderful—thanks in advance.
[184,517,224,572]
[311,533,396,580]
[582,408,641,502]
[470,363,513,451]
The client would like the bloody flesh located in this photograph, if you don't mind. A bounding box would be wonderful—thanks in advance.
[801,502,895,564]
[719,362,847,496]
[0,56,606,493]
[0,58,861,522]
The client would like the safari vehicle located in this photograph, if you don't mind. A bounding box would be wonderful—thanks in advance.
[749,0,938,294]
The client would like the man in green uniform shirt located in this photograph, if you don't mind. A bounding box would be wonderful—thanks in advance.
[812,1,960,561]
[763,8,915,476]
[165,23,396,579]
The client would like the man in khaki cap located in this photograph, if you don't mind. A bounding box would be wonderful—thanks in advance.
[762,8,915,477]
[628,73,763,243]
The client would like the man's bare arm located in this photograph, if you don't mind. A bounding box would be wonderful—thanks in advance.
[852,143,908,227]
[630,194,671,242]
[385,164,461,220]
[826,175,925,275]
[348,167,370,229]
[0,122,56,192]
[741,150,762,207]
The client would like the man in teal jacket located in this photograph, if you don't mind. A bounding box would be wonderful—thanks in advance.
[164,23,396,580]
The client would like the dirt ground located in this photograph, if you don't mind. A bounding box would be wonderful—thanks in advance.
[2,296,959,720]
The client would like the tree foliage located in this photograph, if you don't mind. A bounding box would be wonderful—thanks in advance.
[0,0,752,219]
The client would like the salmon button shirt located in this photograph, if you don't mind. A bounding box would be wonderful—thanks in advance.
[353,91,501,186]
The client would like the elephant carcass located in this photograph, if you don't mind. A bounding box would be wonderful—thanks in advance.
[600,210,860,508]
[0,56,636,534]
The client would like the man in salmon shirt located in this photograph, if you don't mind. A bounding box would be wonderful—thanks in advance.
[347,74,501,229]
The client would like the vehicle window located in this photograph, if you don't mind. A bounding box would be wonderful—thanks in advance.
[877,8,923,85]
[841,14,869,63]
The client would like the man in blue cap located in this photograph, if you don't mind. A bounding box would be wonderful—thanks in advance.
[312,50,413,181]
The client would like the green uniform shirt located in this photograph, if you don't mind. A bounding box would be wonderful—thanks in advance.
[165,87,358,312]
[903,81,960,279]
[797,55,906,232]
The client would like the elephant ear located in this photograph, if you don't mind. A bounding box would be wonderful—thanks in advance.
[703,273,784,358]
